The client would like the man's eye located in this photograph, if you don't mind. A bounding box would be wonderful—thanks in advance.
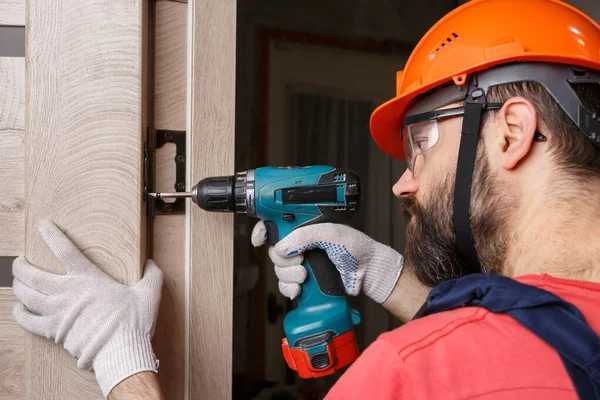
[413,138,429,152]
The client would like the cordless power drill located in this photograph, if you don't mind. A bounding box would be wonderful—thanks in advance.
[149,165,361,378]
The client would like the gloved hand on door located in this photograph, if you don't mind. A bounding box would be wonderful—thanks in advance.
[251,221,404,304]
[11,220,164,398]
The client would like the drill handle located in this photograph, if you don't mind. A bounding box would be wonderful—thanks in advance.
[302,250,346,297]
[263,220,346,297]
[263,221,345,296]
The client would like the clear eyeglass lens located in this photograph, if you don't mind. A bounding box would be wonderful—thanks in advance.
[402,120,440,176]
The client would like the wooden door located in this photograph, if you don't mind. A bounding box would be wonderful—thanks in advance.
[0,1,236,399]
[0,1,26,397]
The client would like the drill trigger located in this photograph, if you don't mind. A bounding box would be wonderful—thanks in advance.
[264,221,279,245]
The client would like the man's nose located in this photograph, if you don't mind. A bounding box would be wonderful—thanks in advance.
[392,169,418,198]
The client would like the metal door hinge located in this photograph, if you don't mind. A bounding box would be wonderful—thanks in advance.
[145,128,187,215]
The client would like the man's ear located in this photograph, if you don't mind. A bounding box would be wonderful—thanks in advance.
[498,97,538,170]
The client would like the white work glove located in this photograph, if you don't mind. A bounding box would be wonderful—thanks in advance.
[11,220,163,398]
[251,221,403,304]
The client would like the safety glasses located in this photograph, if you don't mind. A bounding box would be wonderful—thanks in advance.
[401,104,504,175]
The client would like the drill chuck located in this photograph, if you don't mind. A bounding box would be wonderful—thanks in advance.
[191,171,255,215]
[192,175,235,212]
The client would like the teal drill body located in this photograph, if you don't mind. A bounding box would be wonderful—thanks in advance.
[253,166,361,375]
[183,165,362,378]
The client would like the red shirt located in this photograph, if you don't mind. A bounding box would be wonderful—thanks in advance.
[326,274,600,400]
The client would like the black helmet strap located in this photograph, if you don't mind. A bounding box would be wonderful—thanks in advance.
[453,88,488,273]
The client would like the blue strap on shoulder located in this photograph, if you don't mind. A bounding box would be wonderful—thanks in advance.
[414,274,600,399]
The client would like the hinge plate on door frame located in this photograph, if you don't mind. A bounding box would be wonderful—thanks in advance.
[145,128,187,215]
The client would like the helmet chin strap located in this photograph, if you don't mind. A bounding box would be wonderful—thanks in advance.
[453,87,487,274]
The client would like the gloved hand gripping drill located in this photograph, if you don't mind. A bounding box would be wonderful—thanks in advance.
[149,165,363,378]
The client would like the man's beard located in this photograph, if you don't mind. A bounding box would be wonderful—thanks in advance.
[402,145,515,288]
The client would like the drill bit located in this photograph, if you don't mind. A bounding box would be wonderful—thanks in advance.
[147,192,193,199]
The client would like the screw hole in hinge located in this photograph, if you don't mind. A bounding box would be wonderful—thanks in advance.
[146,128,187,215]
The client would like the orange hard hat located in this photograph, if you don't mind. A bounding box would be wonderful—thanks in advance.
[370,0,600,159]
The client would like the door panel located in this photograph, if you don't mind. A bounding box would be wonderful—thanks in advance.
[0,0,24,26]
[23,1,148,398]
[0,6,25,399]
[0,58,24,256]
[0,288,24,399]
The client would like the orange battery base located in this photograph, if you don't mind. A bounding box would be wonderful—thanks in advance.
[281,330,359,379]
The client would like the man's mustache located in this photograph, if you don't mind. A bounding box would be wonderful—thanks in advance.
[399,197,422,219]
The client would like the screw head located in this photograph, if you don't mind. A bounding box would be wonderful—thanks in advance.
[176,155,185,163]
[176,182,185,190]
[164,132,173,141]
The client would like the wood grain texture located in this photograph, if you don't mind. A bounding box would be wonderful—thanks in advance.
[25,1,147,398]
[0,0,25,26]
[0,129,24,256]
[0,289,24,399]
[0,58,24,129]
[155,0,187,131]
[188,0,236,398]
[152,1,187,399]
[0,58,25,256]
